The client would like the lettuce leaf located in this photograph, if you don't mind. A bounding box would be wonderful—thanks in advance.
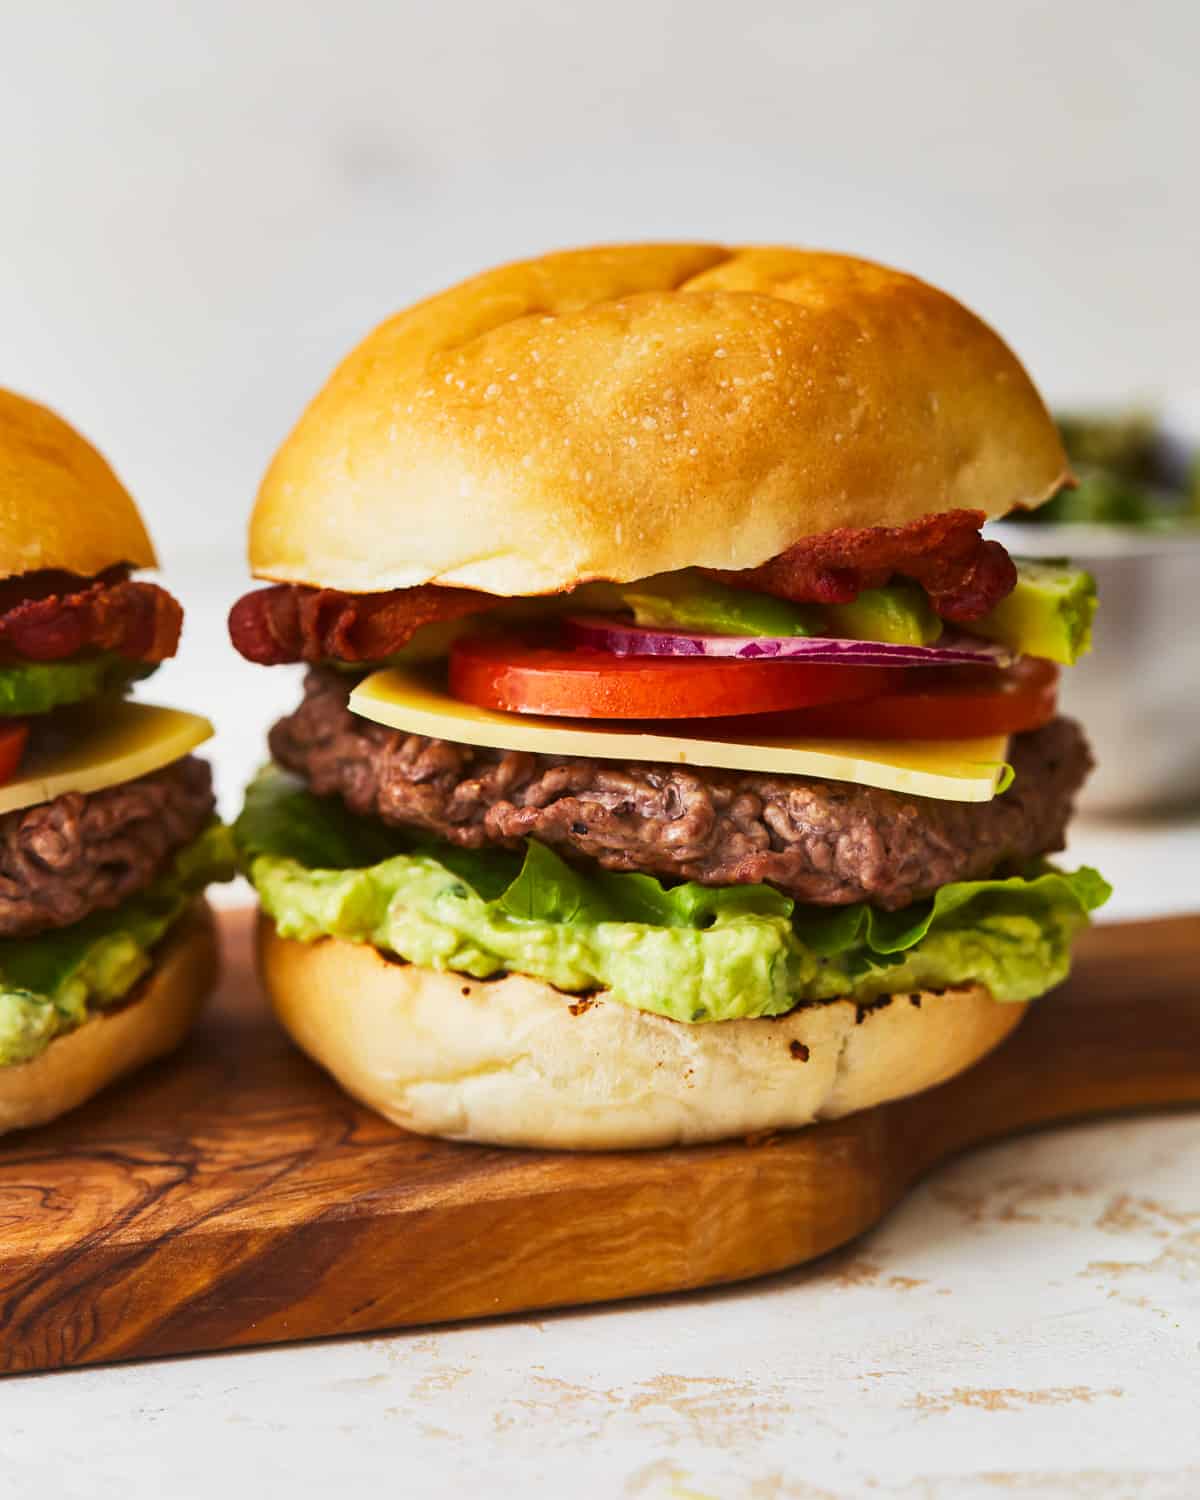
[791,865,1113,960]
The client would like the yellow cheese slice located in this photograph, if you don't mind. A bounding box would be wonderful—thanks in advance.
[0,701,214,816]
[350,668,1011,803]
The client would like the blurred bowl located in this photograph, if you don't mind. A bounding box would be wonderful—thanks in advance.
[990,517,1200,816]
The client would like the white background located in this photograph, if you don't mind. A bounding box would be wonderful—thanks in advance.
[3,1,1197,563]
[1,4,1198,1496]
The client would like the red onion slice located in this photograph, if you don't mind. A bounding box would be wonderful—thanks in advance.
[562,616,1013,668]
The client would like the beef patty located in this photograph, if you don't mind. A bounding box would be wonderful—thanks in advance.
[270,670,1092,911]
[0,755,214,938]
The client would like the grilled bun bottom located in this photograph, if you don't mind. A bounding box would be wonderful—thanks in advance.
[0,900,218,1137]
[260,917,1028,1151]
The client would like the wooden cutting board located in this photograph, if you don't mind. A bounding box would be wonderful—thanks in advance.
[0,907,1197,1375]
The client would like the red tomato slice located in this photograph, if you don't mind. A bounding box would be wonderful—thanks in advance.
[0,721,29,784]
[449,635,900,720]
[737,659,1060,740]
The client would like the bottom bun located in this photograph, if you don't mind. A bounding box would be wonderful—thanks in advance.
[0,900,218,1137]
[260,919,1029,1150]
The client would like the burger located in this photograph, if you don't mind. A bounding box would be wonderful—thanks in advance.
[0,389,233,1135]
[229,244,1108,1150]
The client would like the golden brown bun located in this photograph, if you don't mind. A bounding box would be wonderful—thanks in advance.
[0,387,156,580]
[260,919,1027,1150]
[250,243,1069,595]
[0,901,217,1136]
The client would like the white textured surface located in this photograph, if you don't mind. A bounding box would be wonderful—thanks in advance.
[3,1115,1200,1498]
[1,2,1198,1493]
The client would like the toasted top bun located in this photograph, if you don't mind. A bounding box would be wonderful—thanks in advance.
[0,901,216,1137]
[250,243,1069,595]
[260,919,1028,1150]
[0,388,156,581]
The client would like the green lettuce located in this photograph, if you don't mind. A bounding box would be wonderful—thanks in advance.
[236,767,1109,1023]
[0,822,237,1067]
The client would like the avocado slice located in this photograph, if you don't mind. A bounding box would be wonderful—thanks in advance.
[622,559,1097,660]
[620,569,823,637]
[393,573,949,651]
[622,574,945,645]
[965,559,1097,665]
[0,653,155,716]
[369,559,1096,666]
[824,583,942,646]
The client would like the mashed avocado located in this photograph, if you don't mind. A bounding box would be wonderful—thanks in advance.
[0,822,236,1067]
[237,767,1110,1024]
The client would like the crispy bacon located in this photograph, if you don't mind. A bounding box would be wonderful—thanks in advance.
[228,583,495,665]
[0,567,182,664]
[229,510,1016,665]
[704,509,1016,622]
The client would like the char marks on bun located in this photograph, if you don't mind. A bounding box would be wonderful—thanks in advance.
[261,916,1027,1151]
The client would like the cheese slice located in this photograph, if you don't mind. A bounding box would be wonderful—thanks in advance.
[350,668,1011,803]
[0,701,214,816]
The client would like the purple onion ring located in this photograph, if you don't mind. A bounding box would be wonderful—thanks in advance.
[562,616,1013,668]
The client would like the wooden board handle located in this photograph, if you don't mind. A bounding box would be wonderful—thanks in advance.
[888,915,1200,1180]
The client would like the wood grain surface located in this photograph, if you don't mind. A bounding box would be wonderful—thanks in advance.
[0,907,1197,1376]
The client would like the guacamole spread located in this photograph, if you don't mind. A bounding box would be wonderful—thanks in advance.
[0,822,236,1067]
[237,767,1110,1024]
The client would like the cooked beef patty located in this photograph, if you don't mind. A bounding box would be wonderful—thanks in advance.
[0,756,214,938]
[270,670,1092,911]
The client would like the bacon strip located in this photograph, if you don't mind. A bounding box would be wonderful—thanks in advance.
[228,510,1016,665]
[704,509,1016,623]
[0,568,182,664]
[228,583,495,666]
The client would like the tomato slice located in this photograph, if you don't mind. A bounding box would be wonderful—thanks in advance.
[736,658,1060,740]
[449,635,900,720]
[0,720,29,784]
